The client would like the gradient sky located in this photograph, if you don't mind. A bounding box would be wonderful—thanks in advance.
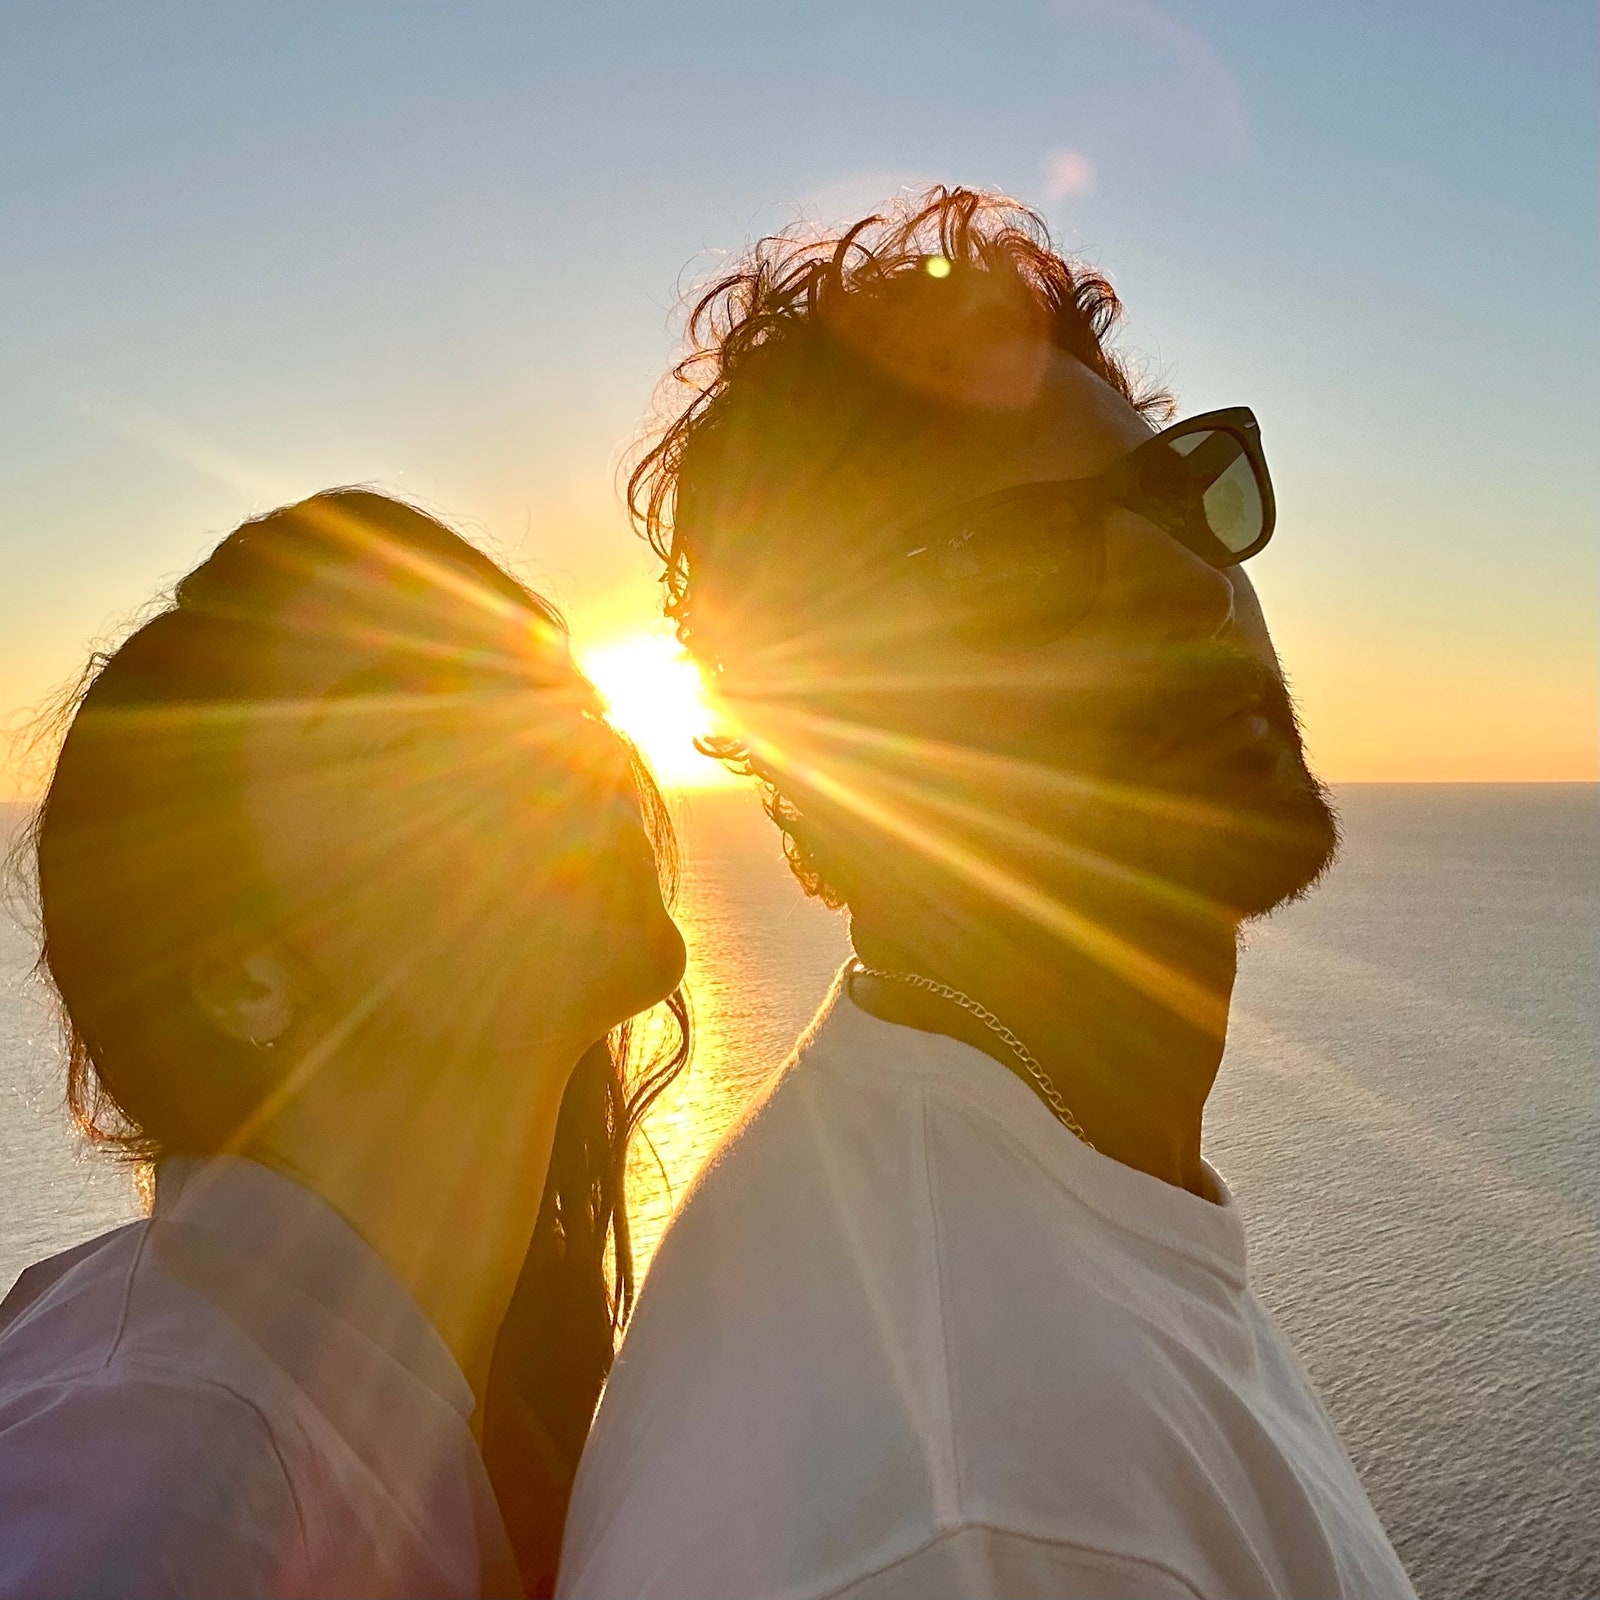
[2,0,1595,794]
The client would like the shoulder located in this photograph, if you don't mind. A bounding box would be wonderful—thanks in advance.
[560,1024,1043,1598]
[0,1367,310,1599]
[0,1223,148,1383]
[0,1220,288,1417]
[610,1018,954,1378]
[0,1230,315,1597]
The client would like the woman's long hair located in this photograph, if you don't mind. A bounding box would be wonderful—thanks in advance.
[14,488,688,1595]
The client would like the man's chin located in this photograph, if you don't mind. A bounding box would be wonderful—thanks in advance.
[1164,760,1340,920]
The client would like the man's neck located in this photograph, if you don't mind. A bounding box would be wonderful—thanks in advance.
[850,883,1239,1195]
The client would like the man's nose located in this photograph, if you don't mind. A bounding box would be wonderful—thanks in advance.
[1092,508,1235,643]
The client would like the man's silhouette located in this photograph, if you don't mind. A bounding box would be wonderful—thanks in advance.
[559,189,1415,1600]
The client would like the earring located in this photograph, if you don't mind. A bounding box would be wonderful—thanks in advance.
[248,1035,279,1052]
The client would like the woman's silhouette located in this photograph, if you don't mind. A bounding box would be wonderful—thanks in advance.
[0,489,688,1598]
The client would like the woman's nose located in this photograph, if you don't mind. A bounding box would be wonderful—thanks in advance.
[1092,507,1235,643]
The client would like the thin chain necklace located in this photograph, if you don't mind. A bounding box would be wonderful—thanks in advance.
[851,962,1097,1150]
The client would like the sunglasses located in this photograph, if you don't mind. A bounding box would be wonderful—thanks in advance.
[903,407,1276,652]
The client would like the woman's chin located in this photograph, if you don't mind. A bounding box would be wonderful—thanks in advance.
[600,914,688,1033]
[612,867,688,990]
[638,916,688,1006]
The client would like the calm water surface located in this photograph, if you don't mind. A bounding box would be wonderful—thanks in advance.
[3,786,1595,1599]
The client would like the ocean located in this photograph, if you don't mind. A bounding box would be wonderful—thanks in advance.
[3,784,1596,1600]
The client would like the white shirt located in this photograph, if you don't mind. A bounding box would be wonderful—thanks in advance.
[560,971,1416,1600]
[0,1155,518,1599]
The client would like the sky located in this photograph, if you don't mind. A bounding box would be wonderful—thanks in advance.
[1,0,1595,793]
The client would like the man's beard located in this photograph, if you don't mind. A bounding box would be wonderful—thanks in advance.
[1061,642,1340,921]
[764,639,1340,928]
[904,641,1342,925]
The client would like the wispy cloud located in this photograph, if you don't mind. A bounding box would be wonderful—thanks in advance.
[74,394,290,506]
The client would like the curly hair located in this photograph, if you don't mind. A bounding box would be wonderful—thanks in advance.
[628,186,1173,904]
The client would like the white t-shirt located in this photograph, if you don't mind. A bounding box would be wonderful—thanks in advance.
[560,971,1416,1600]
[0,1156,516,1599]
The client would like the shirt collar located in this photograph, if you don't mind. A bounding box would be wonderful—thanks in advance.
[808,964,1251,1289]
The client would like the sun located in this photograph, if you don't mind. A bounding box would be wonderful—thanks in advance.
[577,628,738,790]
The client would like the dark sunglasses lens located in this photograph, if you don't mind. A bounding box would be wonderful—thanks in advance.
[1162,429,1263,554]
[936,495,1100,650]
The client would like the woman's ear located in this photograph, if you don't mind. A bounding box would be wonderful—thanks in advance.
[189,936,302,1050]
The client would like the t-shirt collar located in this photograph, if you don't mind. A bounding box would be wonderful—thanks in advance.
[817,963,1251,1289]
